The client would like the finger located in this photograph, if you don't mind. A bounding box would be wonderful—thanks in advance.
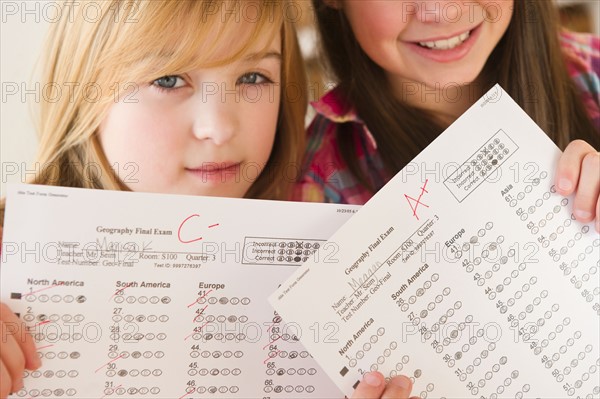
[0,303,40,370]
[0,322,25,394]
[596,197,600,233]
[555,140,595,197]
[572,152,600,223]
[1,360,13,399]
[350,372,386,399]
[381,375,412,399]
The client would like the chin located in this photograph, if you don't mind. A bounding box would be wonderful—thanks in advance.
[425,70,483,89]
[194,187,248,199]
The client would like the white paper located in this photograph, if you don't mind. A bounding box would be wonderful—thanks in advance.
[270,85,600,399]
[1,185,360,399]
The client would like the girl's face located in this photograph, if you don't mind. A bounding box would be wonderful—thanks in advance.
[341,0,513,91]
[98,29,281,198]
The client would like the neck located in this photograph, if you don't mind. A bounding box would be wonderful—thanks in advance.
[390,78,488,128]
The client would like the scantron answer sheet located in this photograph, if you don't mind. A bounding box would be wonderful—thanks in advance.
[1,186,360,398]
[271,85,600,399]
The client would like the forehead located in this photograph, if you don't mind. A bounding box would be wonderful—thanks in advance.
[197,19,282,66]
[115,1,283,76]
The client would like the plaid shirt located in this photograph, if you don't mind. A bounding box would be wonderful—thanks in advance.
[292,31,600,205]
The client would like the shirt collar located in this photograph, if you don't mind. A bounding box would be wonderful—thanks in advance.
[311,87,378,150]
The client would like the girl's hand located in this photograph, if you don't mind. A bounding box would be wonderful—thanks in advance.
[0,303,41,398]
[0,228,41,398]
[555,140,600,233]
[350,372,419,399]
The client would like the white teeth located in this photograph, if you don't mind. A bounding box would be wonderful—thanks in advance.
[419,30,470,50]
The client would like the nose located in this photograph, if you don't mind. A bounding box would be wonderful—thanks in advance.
[191,84,236,145]
[414,0,461,24]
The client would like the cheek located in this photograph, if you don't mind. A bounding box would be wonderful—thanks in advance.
[99,103,183,178]
[346,2,405,44]
[480,0,513,27]
[247,95,280,160]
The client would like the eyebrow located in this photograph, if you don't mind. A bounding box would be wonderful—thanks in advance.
[136,51,282,75]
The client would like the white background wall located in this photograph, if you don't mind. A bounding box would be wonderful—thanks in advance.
[1,0,599,196]
[556,0,600,34]
[1,0,50,196]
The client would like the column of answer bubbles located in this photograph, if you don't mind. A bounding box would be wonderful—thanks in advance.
[24,314,86,343]
[396,265,536,398]
[529,312,599,395]
[451,221,494,261]
[189,295,251,341]
[396,272,480,397]
[504,291,553,339]
[451,218,598,396]
[389,357,436,399]
[504,170,547,219]
[413,287,452,335]
[397,273,440,313]
[12,286,88,398]
[503,168,599,315]
[342,330,437,399]
[345,332,388,372]
[456,351,524,397]
[184,289,251,397]
[262,309,324,396]
[459,220,598,398]
[474,244,515,289]
[435,310,525,396]
[500,283,541,315]
[386,353,436,399]
[456,222,546,328]
[547,225,599,262]
[104,288,172,397]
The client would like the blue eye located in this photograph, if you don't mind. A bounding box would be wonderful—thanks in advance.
[237,72,269,85]
[153,76,183,89]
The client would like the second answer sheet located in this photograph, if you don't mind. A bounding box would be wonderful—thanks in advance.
[270,85,600,398]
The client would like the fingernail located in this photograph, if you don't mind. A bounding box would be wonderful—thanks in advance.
[391,375,411,390]
[558,178,572,191]
[363,372,382,387]
[574,210,591,220]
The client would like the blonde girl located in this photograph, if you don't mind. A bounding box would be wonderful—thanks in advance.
[1,0,310,396]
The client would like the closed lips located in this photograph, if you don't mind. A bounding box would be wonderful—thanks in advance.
[187,163,240,172]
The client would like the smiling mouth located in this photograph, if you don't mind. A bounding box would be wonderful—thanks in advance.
[417,29,474,50]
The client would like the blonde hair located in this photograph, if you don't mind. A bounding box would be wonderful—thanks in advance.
[31,0,307,199]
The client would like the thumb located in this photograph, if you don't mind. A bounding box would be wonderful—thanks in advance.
[350,372,386,399]
[380,375,415,399]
